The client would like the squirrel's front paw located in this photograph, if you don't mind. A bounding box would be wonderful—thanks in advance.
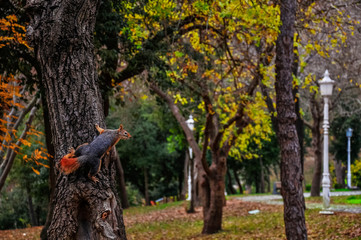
[90,176,99,183]
[68,147,75,154]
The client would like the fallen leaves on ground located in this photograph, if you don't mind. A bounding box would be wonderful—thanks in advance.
[0,226,42,240]
[1,198,360,239]
[124,199,281,227]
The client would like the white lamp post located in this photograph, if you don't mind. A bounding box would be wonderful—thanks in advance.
[319,70,334,211]
[346,128,353,189]
[186,115,194,201]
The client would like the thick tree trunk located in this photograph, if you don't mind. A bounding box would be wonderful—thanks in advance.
[201,156,226,234]
[26,1,127,239]
[275,0,308,239]
[149,84,229,234]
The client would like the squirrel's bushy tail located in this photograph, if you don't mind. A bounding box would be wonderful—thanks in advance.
[60,153,81,174]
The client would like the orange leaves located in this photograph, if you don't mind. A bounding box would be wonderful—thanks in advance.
[23,148,51,174]
[0,15,30,49]
[0,75,22,111]
[31,167,40,175]
[0,75,48,175]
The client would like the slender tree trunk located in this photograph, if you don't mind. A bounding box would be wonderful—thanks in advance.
[226,169,236,195]
[260,157,265,193]
[26,1,127,239]
[0,99,40,191]
[275,0,308,239]
[310,129,322,196]
[292,39,305,177]
[310,93,323,197]
[187,154,196,213]
[114,151,130,209]
[40,92,56,239]
[144,167,150,206]
[181,150,189,201]
[233,169,243,194]
[26,185,38,226]
[334,160,345,187]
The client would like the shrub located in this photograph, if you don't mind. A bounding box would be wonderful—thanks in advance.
[351,159,361,188]
[126,183,144,206]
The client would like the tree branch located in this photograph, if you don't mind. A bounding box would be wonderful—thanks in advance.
[111,17,224,84]
[0,92,39,162]
[0,98,40,192]
[148,83,203,161]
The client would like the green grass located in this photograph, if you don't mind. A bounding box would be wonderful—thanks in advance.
[126,211,286,240]
[306,195,361,205]
[124,199,361,239]
[124,201,184,215]
[345,195,361,204]
[2,197,361,239]
[331,188,353,192]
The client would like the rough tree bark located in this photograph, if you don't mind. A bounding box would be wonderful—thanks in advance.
[26,0,127,239]
[275,0,308,239]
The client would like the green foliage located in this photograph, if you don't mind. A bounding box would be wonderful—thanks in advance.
[107,95,185,201]
[237,132,280,193]
[351,159,361,188]
[126,183,144,206]
[0,108,49,229]
[0,188,29,229]
[345,195,361,204]
[330,113,361,163]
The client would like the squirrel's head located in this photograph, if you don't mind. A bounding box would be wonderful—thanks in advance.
[95,124,131,140]
[117,124,131,139]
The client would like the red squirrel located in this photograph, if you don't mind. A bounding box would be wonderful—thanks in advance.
[59,124,131,182]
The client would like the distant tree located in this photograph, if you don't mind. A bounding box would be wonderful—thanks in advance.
[239,134,280,193]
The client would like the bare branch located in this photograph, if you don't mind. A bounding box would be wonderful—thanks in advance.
[0,98,41,192]
[0,92,39,162]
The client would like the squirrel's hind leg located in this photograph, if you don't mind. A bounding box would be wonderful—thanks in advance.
[88,157,101,182]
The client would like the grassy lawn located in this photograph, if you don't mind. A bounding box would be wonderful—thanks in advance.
[306,195,361,205]
[124,198,361,240]
[1,198,361,239]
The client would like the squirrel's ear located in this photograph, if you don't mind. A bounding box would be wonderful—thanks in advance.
[118,124,123,132]
[95,124,105,134]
